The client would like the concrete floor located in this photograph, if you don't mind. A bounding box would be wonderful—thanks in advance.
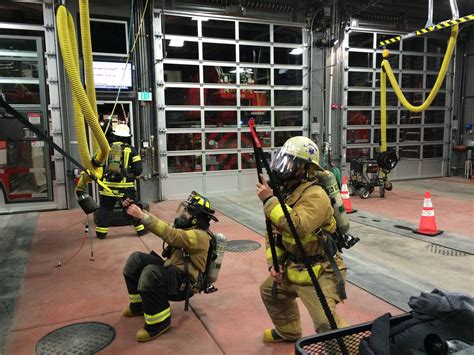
[2,202,400,355]
[210,177,474,311]
[1,176,473,354]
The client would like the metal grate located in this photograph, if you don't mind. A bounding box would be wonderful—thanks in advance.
[225,240,261,252]
[296,314,412,355]
[426,244,469,257]
[36,322,115,355]
[301,331,370,354]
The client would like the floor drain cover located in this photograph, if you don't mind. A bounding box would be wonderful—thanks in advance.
[225,240,261,252]
[36,322,115,355]
[426,244,469,257]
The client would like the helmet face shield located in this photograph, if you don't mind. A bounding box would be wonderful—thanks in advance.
[270,149,300,181]
[272,136,323,176]
[176,201,189,219]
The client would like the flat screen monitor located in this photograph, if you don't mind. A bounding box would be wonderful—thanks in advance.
[90,18,128,56]
[93,61,133,90]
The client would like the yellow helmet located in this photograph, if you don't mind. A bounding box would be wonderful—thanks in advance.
[270,136,322,181]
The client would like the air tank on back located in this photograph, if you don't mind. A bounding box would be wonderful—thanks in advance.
[207,232,227,284]
[317,170,350,234]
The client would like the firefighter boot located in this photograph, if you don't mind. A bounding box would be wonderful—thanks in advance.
[123,304,143,318]
[136,318,171,342]
[263,328,287,343]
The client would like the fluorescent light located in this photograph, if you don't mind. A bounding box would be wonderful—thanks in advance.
[289,47,303,55]
[169,39,184,47]
[229,68,253,74]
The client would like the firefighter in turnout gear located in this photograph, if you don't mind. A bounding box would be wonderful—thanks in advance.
[255,136,349,342]
[122,191,218,342]
[95,124,145,239]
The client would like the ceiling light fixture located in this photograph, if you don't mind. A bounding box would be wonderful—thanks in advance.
[169,39,184,47]
[289,47,303,55]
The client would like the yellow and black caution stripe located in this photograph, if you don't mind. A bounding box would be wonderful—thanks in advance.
[379,14,473,47]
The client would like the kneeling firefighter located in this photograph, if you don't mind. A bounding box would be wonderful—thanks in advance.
[95,124,145,239]
[122,191,222,342]
[256,136,349,342]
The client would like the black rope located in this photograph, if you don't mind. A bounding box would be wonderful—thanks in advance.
[250,127,280,301]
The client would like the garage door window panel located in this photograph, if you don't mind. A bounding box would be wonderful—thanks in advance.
[167,133,202,151]
[275,111,302,126]
[168,155,202,173]
[166,111,201,128]
[241,111,270,126]
[205,132,237,150]
[164,64,199,83]
[206,153,238,171]
[205,111,237,128]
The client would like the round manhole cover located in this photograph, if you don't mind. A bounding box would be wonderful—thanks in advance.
[225,240,261,252]
[426,244,469,257]
[36,322,115,355]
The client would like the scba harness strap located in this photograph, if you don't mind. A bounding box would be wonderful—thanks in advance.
[279,181,349,300]
[179,230,219,312]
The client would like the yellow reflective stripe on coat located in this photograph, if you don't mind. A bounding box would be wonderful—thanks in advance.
[134,224,145,231]
[286,263,323,285]
[99,189,124,197]
[103,181,135,188]
[144,307,171,325]
[132,155,141,163]
[269,204,293,225]
[282,231,315,245]
[129,294,142,303]
[322,216,337,233]
[96,226,108,233]
[266,246,284,260]
[95,177,113,193]
[123,147,131,168]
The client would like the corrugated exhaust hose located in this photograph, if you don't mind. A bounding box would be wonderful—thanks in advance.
[379,25,458,152]
[56,4,110,193]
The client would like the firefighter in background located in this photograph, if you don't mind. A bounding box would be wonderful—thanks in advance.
[95,124,146,239]
[255,136,349,342]
[122,192,218,342]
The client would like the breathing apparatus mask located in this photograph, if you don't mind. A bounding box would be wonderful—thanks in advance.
[173,191,218,230]
[270,150,307,185]
[270,136,323,186]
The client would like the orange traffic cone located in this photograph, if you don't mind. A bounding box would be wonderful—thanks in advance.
[413,192,443,236]
[341,177,357,214]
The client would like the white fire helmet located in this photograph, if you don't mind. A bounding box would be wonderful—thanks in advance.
[113,124,131,137]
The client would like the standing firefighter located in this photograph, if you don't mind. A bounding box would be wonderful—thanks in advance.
[95,124,145,239]
[122,191,219,342]
[256,136,349,342]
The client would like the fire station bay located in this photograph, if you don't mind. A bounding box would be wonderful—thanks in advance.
[0,0,473,354]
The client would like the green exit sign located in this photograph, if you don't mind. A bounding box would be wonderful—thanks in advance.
[138,91,152,101]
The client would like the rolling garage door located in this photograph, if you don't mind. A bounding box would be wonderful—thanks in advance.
[342,28,453,179]
[153,12,309,199]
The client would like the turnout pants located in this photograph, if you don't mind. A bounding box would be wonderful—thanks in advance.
[95,191,145,238]
[123,251,191,332]
[260,269,349,340]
